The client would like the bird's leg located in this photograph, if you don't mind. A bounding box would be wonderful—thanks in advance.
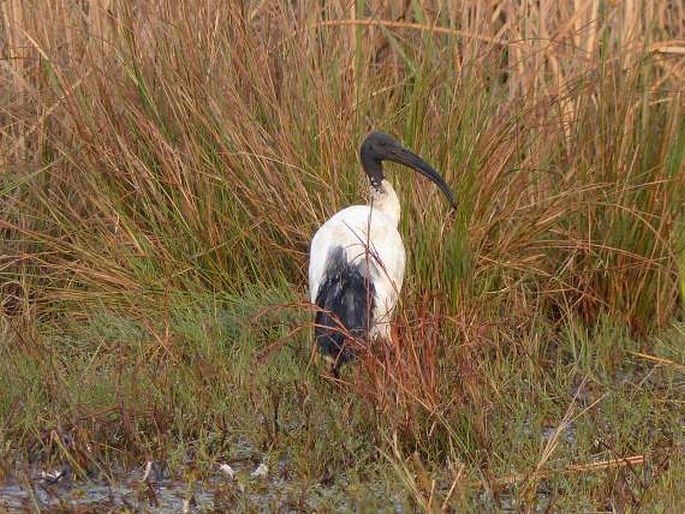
[330,348,345,379]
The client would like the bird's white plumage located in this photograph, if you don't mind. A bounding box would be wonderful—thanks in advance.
[309,179,405,341]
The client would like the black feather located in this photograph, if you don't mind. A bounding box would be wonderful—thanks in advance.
[314,246,375,373]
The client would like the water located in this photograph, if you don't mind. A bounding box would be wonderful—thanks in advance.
[1,417,579,512]
[0,459,404,513]
[0,476,215,512]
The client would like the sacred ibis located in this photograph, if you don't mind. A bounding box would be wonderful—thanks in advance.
[308,131,457,376]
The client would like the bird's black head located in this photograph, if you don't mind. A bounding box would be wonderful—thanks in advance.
[359,131,458,209]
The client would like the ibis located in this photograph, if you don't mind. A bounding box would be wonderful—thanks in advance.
[308,131,457,376]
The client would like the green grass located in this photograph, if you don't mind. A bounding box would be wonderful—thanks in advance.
[2,296,684,510]
[1,0,685,511]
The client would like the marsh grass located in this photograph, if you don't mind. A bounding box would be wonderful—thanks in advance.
[1,0,684,510]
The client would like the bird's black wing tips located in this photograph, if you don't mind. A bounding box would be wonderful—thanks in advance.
[313,246,375,370]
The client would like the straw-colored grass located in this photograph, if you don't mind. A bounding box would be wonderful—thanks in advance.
[1,0,684,511]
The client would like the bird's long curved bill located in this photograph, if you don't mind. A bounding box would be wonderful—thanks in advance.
[388,147,458,209]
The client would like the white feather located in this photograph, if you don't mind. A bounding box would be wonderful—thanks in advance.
[308,179,405,340]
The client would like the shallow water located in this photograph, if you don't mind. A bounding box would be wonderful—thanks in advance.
[0,462,405,513]
[0,422,575,512]
[0,477,215,512]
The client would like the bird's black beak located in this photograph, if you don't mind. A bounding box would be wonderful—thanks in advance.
[360,131,458,210]
[385,145,458,209]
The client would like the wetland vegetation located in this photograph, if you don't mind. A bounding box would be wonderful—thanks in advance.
[1,1,684,511]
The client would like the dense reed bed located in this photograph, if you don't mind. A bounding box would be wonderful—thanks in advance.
[1,0,684,510]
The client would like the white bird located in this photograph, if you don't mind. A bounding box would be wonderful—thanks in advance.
[308,131,457,376]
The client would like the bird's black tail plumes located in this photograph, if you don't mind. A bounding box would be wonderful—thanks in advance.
[314,246,375,375]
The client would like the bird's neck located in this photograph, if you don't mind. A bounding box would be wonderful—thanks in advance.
[369,179,401,227]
